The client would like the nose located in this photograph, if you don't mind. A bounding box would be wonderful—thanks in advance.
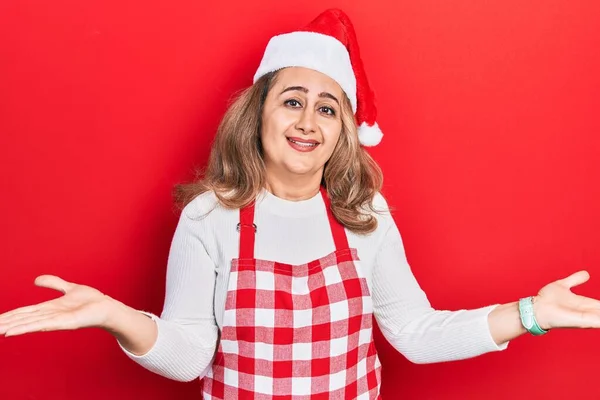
[295,108,317,135]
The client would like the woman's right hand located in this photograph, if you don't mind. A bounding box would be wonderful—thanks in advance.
[0,275,115,337]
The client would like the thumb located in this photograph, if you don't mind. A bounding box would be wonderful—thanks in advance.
[556,270,590,289]
[34,275,74,294]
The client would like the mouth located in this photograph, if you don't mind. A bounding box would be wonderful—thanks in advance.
[286,137,320,148]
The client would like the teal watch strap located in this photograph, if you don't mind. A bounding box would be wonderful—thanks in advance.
[518,296,548,336]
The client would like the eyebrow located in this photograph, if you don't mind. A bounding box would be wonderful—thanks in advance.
[280,86,340,105]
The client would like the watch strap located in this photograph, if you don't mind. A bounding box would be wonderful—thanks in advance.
[518,296,548,336]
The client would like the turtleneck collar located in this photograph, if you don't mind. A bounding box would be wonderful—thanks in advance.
[255,187,325,217]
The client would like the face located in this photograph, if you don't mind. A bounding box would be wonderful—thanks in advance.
[260,67,344,180]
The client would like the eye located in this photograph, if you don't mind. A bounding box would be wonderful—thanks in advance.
[284,99,302,108]
[319,106,336,116]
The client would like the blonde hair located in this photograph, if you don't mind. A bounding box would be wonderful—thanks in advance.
[173,70,384,234]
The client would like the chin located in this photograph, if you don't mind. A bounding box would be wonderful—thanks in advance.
[283,161,318,176]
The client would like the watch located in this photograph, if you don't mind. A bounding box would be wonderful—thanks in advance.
[518,296,548,336]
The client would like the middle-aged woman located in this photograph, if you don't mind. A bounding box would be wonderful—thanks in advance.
[1,8,599,399]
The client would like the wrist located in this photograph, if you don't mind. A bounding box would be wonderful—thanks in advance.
[94,297,158,356]
[488,301,527,345]
[532,295,551,331]
[519,295,549,335]
[100,296,133,334]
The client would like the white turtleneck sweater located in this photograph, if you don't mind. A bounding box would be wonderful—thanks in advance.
[118,189,509,382]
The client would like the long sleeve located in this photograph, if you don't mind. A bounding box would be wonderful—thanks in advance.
[371,218,509,364]
[117,204,219,382]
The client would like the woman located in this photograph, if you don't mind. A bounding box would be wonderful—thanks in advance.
[1,8,599,399]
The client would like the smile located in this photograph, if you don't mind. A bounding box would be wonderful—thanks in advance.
[287,138,318,147]
[286,137,320,153]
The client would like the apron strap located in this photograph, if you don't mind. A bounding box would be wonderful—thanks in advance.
[320,186,350,251]
[237,187,350,259]
[238,201,256,259]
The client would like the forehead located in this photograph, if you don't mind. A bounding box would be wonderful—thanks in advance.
[273,67,344,97]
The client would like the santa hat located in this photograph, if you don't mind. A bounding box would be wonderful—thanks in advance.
[253,8,383,147]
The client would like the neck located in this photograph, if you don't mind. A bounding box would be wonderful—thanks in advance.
[264,170,322,201]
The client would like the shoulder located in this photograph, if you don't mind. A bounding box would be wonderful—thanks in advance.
[181,190,229,220]
[371,191,391,213]
[346,192,398,258]
[176,191,239,247]
[352,191,396,237]
[363,191,393,222]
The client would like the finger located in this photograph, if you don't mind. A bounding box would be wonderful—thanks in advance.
[569,309,600,329]
[575,295,600,310]
[34,275,74,294]
[557,270,590,289]
[4,313,71,337]
[0,311,61,335]
[0,276,72,320]
[0,304,44,321]
[0,296,64,321]
[0,308,57,329]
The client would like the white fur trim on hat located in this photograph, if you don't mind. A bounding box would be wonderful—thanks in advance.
[358,122,383,146]
[253,31,357,113]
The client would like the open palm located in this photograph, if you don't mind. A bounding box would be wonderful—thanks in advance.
[535,270,600,330]
[0,275,112,337]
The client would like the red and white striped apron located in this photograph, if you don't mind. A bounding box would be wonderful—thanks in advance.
[202,187,381,399]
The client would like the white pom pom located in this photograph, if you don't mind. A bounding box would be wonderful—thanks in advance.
[358,122,383,146]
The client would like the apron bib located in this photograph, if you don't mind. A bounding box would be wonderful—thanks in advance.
[202,187,381,399]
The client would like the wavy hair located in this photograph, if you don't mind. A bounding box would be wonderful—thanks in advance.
[173,69,384,234]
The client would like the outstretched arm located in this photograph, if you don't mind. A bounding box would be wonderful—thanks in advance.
[489,269,600,344]
[372,212,600,364]
[0,203,220,382]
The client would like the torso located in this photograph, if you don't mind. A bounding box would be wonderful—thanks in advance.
[183,188,393,331]
[200,187,383,398]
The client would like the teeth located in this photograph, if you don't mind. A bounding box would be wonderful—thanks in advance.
[288,138,318,147]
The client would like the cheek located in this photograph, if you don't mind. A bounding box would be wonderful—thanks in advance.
[260,114,287,161]
[262,109,291,142]
[322,123,342,152]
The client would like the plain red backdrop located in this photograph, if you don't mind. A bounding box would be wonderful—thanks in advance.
[1,0,599,399]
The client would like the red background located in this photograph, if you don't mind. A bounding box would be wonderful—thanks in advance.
[1,0,599,399]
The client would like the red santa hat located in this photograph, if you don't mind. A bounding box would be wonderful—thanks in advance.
[253,8,383,147]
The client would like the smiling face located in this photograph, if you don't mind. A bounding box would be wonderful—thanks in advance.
[260,67,345,185]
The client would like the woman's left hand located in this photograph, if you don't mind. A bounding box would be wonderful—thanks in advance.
[534,270,600,331]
